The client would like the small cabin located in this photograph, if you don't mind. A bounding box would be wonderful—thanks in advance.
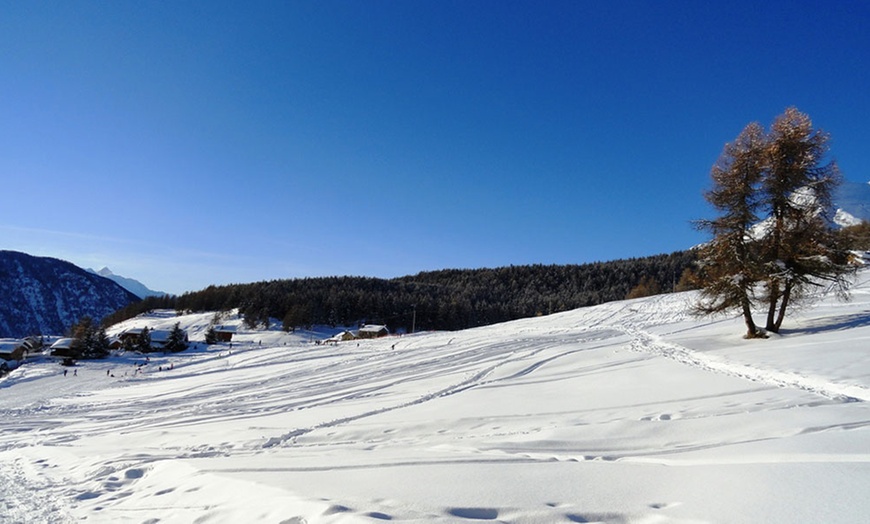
[49,338,79,358]
[214,326,235,343]
[357,325,389,339]
[119,328,146,343]
[322,331,356,345]
[0,340,25,361]
[20,336,44,355]
[149,330,172,348]
[336,330,356,341]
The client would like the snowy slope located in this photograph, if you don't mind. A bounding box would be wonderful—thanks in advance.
[2,273,870,523]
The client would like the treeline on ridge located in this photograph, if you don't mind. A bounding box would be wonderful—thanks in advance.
[105,251,698,333]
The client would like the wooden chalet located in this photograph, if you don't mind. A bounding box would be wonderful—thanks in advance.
[118,328,146,343]
[357,325,389,339]
[214,326,235,343]
[0,340,25,362]
[49,338,80,358]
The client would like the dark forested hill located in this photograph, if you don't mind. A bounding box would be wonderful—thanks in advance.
[106,251,697,333]
[0,251,141,338]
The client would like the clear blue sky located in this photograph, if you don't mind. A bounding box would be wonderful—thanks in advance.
[2,1,868,295]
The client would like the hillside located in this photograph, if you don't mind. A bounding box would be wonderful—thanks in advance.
[2,269,870,522]
[0,251,140,338]
[108,250,697,332]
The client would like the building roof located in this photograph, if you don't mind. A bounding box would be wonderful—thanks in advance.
[149,330,172,343]
[326,330,356,342]
[359,324,389,333]
[50,338,76,350]
[0,340,22,352]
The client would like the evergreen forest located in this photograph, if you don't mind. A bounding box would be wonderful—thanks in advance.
[105,251,698,333]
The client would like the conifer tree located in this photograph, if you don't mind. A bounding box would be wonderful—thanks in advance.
[626,276,662,300]
[164,322,188,353]
[675,267,700,292]
[695,122,767,337]
[122,335,136,352]
[696,108,853,336]
[204,326,218,345]
[838,222,870,251]
[136,326,152,353]
[759,107,851,332]
[71,316,110,359]
[85,327,111,359]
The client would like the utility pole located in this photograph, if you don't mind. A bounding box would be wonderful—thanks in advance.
[411,304,416,334]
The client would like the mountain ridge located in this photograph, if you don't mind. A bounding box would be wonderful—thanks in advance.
[0,251,140,338]
[87,266,167,299]
[833,179,870,226]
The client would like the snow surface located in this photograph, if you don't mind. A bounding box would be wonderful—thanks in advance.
[3,275,870,523]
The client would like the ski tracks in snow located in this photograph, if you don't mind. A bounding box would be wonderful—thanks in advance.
[613,308,870,403]
[262,337,569,448]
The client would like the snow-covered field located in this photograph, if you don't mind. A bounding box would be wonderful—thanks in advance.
[3,274,870,524]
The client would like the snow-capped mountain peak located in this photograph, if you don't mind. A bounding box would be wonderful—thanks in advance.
[833,179,870,227]
[87,267,167,299]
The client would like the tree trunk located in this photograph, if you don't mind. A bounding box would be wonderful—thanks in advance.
[742,298,761,338]
[765,280,780,333]
[773,280,792,332]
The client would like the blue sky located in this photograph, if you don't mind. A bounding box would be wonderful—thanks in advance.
[2,1,868,294]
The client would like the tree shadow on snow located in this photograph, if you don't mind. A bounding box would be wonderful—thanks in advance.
[781,311,870,336]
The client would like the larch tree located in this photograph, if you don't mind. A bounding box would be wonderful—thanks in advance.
[696,107,853,337]
[626,275,662,300]
[695,122,768,338]
[70,316,111,359]
[759,107,852,333]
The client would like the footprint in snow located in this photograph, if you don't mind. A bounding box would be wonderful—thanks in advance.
[124,468,145,479]
[365,511,393,520]
[446,507,500,520]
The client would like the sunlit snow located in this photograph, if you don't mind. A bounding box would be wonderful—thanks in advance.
[3,272,870,523]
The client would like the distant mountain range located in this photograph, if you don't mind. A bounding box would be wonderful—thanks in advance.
[87,266,167,299]
[834,179,870,226]
[0,251,140,338]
